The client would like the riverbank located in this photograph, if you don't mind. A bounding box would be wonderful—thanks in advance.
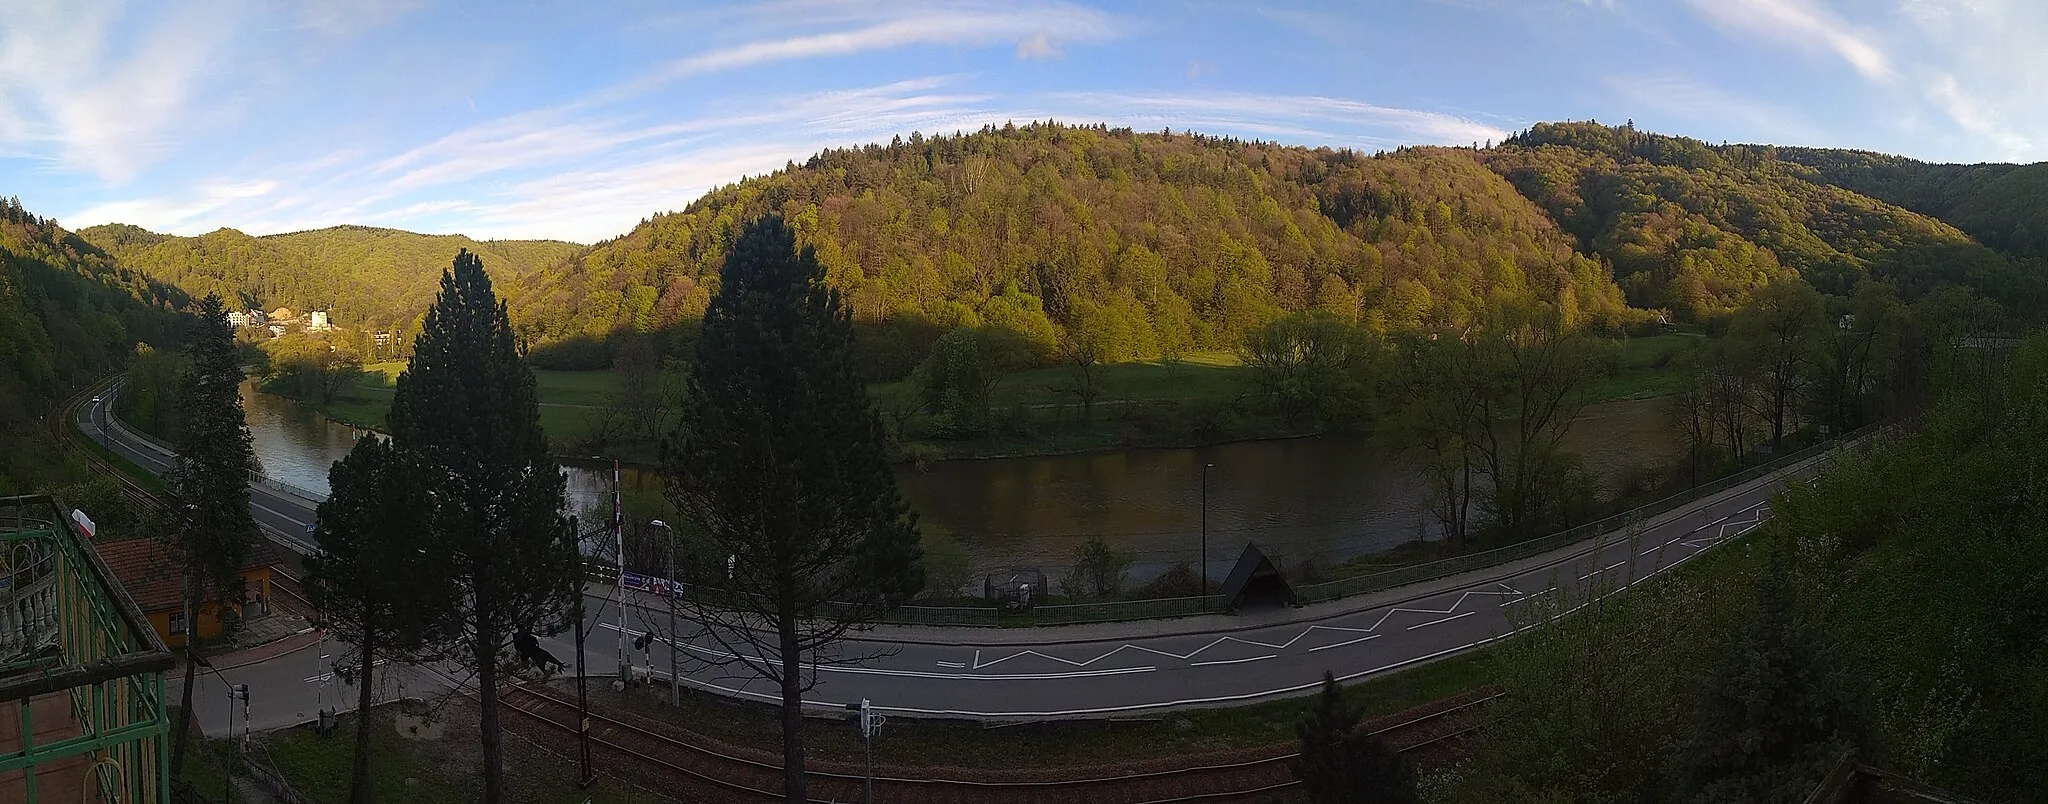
[270,333,1705,466]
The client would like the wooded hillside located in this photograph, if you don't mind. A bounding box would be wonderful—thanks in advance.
[509,121,2039,371]
[79,223,581,332]
[0,196,188,492]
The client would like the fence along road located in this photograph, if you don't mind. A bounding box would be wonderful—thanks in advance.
[81,374,1857,719]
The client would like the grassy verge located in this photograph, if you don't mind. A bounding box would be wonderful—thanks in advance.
[275,335,1701,465]
[253,700,658,804]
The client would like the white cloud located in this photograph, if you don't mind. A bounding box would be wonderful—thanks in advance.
[1925,73,2030,156]
[1044,91,1511,147]
[1015,32,1062,60]
[1683,0,1893,82]
[295,0,423,37]
[0,0,244,183]
[602,1,1120,102]
[1602,74,1823,143]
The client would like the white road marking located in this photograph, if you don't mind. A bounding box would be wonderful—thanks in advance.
[1307,634,1380,652]
[1190,654,1276,667]
[935,661,967,668]
[1404,610,1476,630]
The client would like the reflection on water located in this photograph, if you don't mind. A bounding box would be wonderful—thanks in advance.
[240,383,1678,585]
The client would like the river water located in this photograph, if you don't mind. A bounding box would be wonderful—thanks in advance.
[238,380,1680,588]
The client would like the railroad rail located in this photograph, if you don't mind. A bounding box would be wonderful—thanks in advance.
[495,681,1497,803]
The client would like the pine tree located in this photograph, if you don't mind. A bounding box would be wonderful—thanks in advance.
[165,293,259,777]
[662,215,923,802]
[1671,549,1857,803]
[307,435,454,804]
[387,251,578,804]
[1293,672,1418,804]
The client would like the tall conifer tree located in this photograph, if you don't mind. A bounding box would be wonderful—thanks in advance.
[663,215,923,802]
[307,435,453,804]
[165,293,259,776]
[388,251,577,804]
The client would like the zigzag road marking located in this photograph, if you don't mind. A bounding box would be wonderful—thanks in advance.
[966,587,1523,671]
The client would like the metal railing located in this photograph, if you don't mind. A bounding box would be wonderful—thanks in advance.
[1294,425,1874,605]
[865,425,1874,627]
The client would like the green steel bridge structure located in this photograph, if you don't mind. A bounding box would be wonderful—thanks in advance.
[1,494,175,804]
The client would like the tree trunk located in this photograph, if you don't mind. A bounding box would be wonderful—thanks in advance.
[477,617,504,804]
[778,623,806,803]
[351,634,377,804]
[171,589,198,777]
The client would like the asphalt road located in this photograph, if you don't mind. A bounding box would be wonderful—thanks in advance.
[79,378,1833,724]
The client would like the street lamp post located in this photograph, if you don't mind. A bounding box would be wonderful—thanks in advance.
[1200,462,1213,603]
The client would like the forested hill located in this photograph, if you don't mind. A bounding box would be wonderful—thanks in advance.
[0,196,188,492]
[1766,146,2048,261]
[508,121,2040,370]
[78,223,582,332]
[512,122,1638,368]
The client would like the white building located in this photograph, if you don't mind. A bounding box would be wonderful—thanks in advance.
[226,311,248,327]
[308,311,331,331]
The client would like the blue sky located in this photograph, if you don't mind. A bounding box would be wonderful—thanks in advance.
[2,0,2042,244]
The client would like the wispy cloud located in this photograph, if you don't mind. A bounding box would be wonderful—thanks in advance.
[0,0,243,183]
[1044,91,1511,147]
[1924,73,2030,156]
[1602,74,1822,143]
[1682,0,1892,82]
[604,1,1120,102]
[1015,32,1062,60]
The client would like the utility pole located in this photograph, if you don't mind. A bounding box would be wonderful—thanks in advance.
[613,460,627,686]
[571,515,595,788]
[651,519,679,707]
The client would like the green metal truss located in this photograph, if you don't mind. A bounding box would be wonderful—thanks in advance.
[1,495,176,804]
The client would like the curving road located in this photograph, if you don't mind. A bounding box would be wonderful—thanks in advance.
[77,377,1839,722]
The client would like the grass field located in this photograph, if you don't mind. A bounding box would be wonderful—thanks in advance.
[288,335,1701,464]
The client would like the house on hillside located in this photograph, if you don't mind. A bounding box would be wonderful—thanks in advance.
[246,309,267,325]
[269,307,294,322]
[92,535,279,649]
[226,311,248,327]
[308,311,331,331]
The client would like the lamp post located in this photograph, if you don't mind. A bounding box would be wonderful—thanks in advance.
[650,519,679,708]
[1200,462,1213,603]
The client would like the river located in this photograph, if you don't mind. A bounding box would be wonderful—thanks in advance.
[238,380,1681,590]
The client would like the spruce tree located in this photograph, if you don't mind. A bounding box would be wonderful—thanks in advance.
[307,435,454,804]
[1293,672,1418,804]
[663,215,923,802]
[387,251,577,804]
[164,293,259,777]
[1672,549,1857,803]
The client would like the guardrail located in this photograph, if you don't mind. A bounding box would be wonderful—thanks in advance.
[100,381,332,506]
[860,425,1874,627]
[1293,425,1874,605]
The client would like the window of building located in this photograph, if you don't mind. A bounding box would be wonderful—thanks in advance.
[169,611,187,635]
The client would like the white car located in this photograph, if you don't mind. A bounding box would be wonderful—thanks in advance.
[90,396,101,404]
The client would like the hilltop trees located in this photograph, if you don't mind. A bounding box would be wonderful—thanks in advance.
[387,251,579,804]
[164,293,260,777]
[306,435,453,804]
[662,216,923,802]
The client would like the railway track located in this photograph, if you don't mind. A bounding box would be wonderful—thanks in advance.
[496,681,1496,803]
